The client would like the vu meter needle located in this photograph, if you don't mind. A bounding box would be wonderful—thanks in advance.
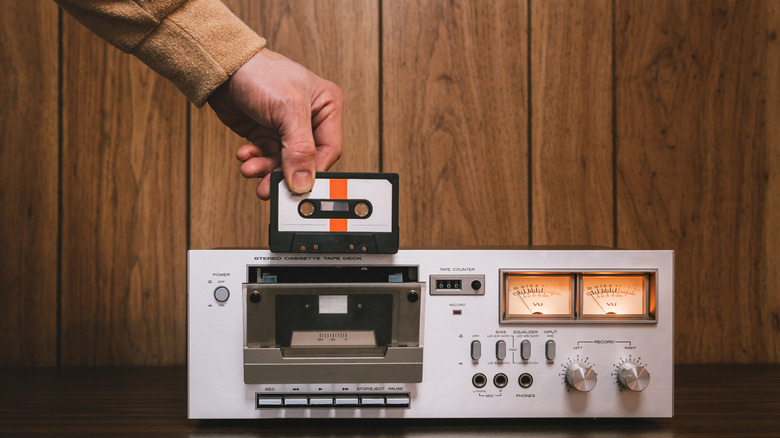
[591,294,608,314]
[515,289,533,314]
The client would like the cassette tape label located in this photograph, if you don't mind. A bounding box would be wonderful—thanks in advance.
[270,172,399,253]
[277,178,392,233]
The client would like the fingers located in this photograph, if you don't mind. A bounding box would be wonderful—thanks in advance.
[311,82,344,171]
[312,120,342,172]
[215,49,345,200]
[278,102,317,195]
[236,143,280,178]
[314,144,342,172]
[235,144,278,200]
[255,169,277,201]
[275,76,343,194]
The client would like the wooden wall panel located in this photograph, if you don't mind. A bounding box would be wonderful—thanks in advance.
[382,0,529,247]
[2,0,778,367]
[764,2,780,362]
[0,1,59,366]
[531,0,613,246]
[190,0,379,250]
[189,108,263,249]
[616,0,779,363]
[60,18,187,366]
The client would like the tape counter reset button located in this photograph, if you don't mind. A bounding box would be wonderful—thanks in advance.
[214,286,230,303]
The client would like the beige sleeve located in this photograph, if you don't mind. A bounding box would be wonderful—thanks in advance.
[55,0,266,106]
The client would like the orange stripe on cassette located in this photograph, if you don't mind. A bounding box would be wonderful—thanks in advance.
[329,179,348,232]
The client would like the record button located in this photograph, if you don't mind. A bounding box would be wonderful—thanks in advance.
[257,396,283,407]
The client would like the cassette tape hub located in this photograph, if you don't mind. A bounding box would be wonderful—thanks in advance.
[189,249,674,419]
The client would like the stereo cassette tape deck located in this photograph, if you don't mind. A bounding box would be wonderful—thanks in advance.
[188,249,674,419]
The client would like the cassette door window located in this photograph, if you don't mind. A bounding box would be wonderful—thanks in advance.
[243,266,424,384]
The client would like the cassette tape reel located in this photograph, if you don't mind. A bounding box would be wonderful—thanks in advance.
[270,171,399,254]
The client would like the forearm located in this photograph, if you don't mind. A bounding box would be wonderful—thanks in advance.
[55,0,266,106]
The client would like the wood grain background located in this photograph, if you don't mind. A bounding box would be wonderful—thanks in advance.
[0,0,777,366]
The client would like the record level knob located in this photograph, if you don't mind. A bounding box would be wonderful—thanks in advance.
[617,362,650,392]
[565,362,597,392]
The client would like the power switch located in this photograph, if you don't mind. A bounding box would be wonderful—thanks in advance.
[471,340,482,361]
[214,286,230,303]
[496,340,507,360]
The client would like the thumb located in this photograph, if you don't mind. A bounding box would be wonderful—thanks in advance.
[279,107,317,194]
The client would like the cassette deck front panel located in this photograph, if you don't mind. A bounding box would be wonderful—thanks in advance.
[188,249,673,419]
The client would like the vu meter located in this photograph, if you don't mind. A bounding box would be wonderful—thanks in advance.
[500,271,655,322]
[501,274,574,320]
[581,275,648,317]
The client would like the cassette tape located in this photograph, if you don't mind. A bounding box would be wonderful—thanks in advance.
[269,171,399,254]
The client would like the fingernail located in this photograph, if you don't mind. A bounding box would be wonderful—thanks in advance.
[291,171,313,193]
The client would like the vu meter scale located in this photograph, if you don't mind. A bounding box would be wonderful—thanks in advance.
[582,275,647,316]
[505,275,573,316]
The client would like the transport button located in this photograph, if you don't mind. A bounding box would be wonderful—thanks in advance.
[283,396,308,407]
[360,395,386,407]
[256,396,283,407]
[520,340,532,360]
[308,396,334,407]
[471,340,482,360]
[496,340,507,360]
[385,395,411,407]
[334,395,359,407]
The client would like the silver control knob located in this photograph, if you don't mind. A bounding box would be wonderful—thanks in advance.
[565,362,597,392]
[617,362,650,392]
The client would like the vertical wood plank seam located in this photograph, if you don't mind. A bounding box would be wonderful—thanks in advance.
[56,6,64,368]
[611,0,618,248]
[186,102,191,252]
[378,0,384,172]
[527,0,533,246]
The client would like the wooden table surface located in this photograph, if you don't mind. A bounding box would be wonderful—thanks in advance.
[1,364,778,437]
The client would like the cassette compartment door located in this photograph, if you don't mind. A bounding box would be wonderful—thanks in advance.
[243,266,424,384]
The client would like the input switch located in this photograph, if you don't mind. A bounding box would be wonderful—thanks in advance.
[545,340,556,360]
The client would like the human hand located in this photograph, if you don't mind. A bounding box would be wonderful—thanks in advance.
[207,48,343,200]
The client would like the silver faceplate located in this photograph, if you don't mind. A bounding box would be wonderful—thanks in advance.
[188,249,673,419]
